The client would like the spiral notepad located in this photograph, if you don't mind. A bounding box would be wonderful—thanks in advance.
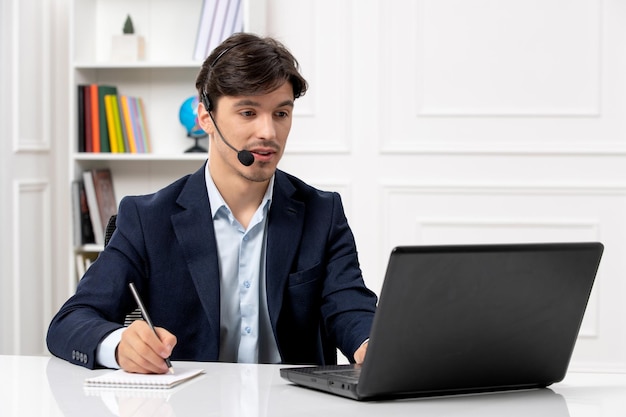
[84,367,204,390]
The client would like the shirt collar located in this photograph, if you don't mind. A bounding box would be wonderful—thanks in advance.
[205,163,274,219]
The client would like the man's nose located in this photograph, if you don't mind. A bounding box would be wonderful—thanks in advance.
[255,113,277,140]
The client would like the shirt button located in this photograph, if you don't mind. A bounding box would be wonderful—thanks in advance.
[243,280,251,289]
[245,326,252,334]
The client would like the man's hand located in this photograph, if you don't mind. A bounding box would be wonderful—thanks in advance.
[353,340,368,364]
[116,320,177,374]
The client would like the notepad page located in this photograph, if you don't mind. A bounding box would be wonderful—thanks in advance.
[84,367,204,390]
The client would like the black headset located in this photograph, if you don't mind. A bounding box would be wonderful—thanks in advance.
[200,44,255,166]
[200,46,234,112]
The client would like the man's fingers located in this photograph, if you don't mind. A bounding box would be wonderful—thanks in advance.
[117,321,173,374]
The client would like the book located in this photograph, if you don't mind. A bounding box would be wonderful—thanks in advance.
[207,0,230,57]
[82,170,104,245]
[77,86,86,152]
[120,96,138,153]
[91,168,118,236]
[193,0,218,60]
[117,95,130,152]
[104,95,119,153]
[89,84,100,153]
[128,97,144,153]
[84,367,205,390]
[75,253,86,280]
[71,180,81,246]
[232,0,243,33]
[84,85,93,153]
[136,97,152,153]
[110,95,126,153]
[74,252,97,280]
[97,85,118,152]
[222,0,242,40]
[71,179,95,246]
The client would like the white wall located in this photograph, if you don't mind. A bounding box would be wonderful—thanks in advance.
[2,0,625,372]
[0,0,64,355]
[265,0,626,372]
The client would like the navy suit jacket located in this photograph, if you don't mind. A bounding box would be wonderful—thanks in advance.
[47,164,377,369]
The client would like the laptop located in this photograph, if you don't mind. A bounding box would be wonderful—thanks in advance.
[280,242,604,401]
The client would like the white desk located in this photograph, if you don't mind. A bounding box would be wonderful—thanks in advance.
[1,355,625,417]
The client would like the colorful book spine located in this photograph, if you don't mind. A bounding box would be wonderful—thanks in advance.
[77,85,86,152]
[104,95,119,153]
[120,96,137,153]
[136,97,151,153]
[84,86,93,153]
[78,85,150,154]
[193,0,218,60]
[116,96,130,153]
[97,85,118,152]
[128,97,144,153]
[91,168,117,234]
[110,96,125,153]
[89,84,100,152]
[82,170,103,245]
[207,0,230,57]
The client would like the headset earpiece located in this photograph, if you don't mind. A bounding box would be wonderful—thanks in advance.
[201,92,212,112]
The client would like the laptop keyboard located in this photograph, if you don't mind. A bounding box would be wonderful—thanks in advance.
[310,366,362,382]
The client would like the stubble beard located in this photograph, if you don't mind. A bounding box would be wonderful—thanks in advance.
[237,161,275,184]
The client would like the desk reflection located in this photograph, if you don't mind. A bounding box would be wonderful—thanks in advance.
[47,360,275,417]
[46,358,571,417]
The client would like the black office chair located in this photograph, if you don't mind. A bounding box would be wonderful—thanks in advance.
[104,214,117,247]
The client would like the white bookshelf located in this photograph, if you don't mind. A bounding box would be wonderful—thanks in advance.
[68,0,264,286]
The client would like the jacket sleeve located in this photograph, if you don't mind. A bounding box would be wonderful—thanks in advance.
[46,198,149,369]
[320,192,378,359]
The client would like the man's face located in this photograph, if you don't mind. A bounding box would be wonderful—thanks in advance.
[200,82,294,183]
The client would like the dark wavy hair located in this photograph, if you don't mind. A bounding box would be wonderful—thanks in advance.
[195,33,308,110]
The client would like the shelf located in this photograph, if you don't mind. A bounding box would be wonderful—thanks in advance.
[73,61,203,69]
[67,0,258,287]
[72,152,207,162]
[76,244,104,253]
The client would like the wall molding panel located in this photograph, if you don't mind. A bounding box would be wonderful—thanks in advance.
[12,180,52,355]
[414,0,601,117]
[377,0,623,155]
[12,0,51,153]
[378,181,626,371]
[268,0,352,154]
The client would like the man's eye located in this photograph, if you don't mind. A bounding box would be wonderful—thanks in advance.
[241,111,255,117]
[276,111,289,118]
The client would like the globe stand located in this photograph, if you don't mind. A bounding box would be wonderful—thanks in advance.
[184,132,208,153]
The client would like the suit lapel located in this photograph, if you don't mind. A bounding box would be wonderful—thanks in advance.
[167,167,304,352]
[170,164,221,346]
[266,172,305,328]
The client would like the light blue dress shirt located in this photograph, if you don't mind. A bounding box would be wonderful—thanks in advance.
[96,164,281,368]
[205,164,280,363]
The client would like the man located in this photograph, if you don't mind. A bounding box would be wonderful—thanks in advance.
[47,33,377,374]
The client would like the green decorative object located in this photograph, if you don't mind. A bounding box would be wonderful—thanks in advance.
[111,14,145,61]
[123,15,134,34]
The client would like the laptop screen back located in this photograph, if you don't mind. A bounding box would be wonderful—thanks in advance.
[356,242,603,399]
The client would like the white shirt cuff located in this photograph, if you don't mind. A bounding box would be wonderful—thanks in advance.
[96,327,125,369]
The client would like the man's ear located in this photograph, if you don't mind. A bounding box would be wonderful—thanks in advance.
[197,101,215,135]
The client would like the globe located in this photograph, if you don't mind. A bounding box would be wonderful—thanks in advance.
[179,95,207,153]
[179,96,206,138]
